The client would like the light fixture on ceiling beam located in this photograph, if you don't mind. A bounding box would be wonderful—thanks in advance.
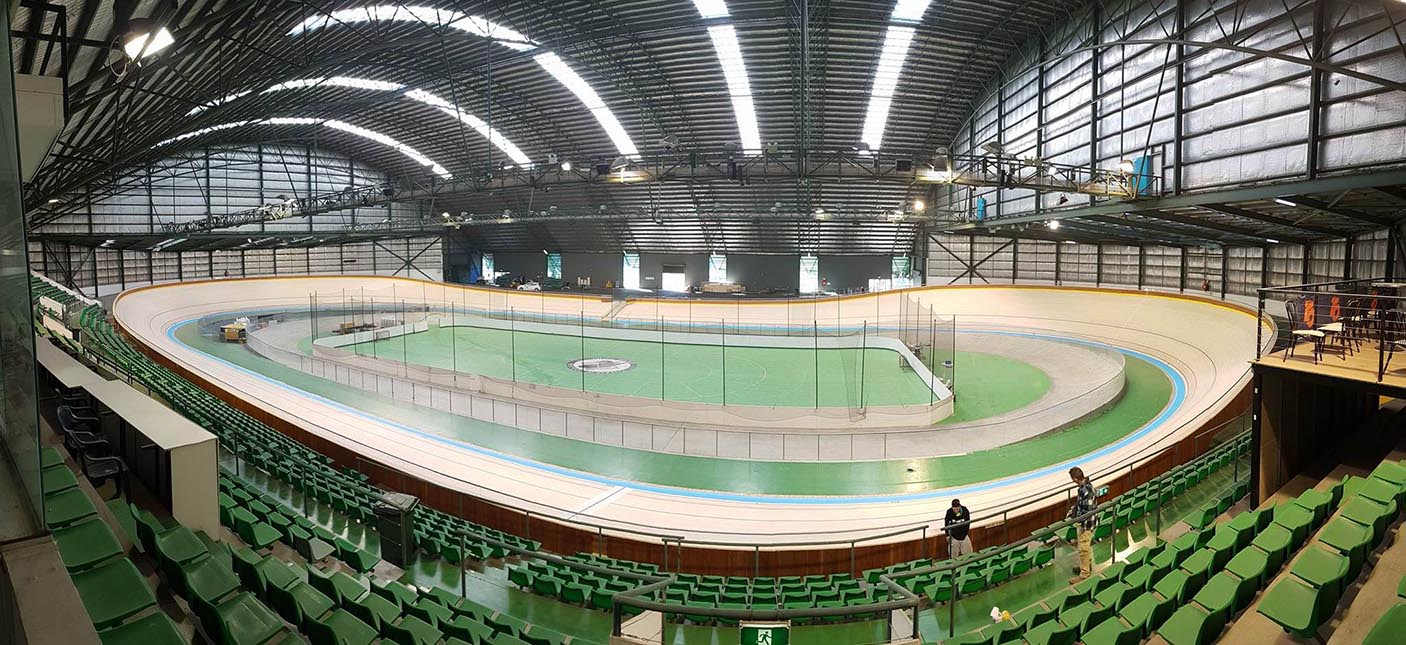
[1047,220,1060,230]
[122,18,175,60]
[980,141,1004,156]
[912,199,925,211]
[1265,238,1280,244]
[609,156,631,171]
[1118,158,1136,174]
[1274,197,1297,207]
[559,160,572,171]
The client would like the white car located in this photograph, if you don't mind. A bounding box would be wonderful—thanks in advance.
[516,281,542,291]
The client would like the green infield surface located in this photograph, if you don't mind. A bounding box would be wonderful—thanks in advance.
[334,324,946,408]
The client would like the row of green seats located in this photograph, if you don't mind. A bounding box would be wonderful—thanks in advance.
[1254,460,1406,640]
[41,445,181,644]
[414,503,540,564]
[220,474,379,572]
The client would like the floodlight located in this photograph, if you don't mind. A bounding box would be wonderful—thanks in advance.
[1047,220,1060,230]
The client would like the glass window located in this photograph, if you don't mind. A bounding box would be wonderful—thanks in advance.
[892,256,914,289]
[708,254,728,283]
[622,253,641,289]
[799,255,819,293]
[547,253,562,280]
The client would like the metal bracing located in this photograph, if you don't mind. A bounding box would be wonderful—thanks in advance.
[1198,204,1345,237]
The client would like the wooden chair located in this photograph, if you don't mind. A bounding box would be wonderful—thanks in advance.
[1284,299,1324,364]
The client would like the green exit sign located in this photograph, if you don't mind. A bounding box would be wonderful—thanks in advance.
[740,622,790,645]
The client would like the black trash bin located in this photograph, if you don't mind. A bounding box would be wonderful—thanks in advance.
[374,492,419,567]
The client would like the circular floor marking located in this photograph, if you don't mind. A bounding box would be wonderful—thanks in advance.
[568,357,635,373]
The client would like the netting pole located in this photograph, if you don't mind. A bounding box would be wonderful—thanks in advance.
[930,314,936,406]
[859,320,868,409]
[580,310,586,393]
[510,307,517,385]
[659,316,665,401]
[450,300,458,398]
[401,298,409,378]
[310,293,317,343]
[813,319,819,409]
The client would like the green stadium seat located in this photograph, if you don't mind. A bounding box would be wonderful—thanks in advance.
[308,566,368,605]
[1250,525,1293,574]
[43,486,98,528]
[1079,616,1140,645]
[346,590,402,630]
[199,592,287,645]
[1271,503,1314,547]
[384,614,441,645]
[42,463,79,497]
[307,608,378,645]
[1021,618,1076,645]
[1119,592,1173,637]
[181,554,241,611]
[97,611,186,645]
[1257,576,1335,639]
[442,615,494,644]
[371,578,418,608]
[1288,546,1350,600]
[1156,604,1223,645]
[1011,603,1056,630]
[52,517,123,572]
[1364,603,1406,645]
[269,580,336,628]
[1152,569,1196,604]
[71,558,157,629]
[1094,581,1138,612]
[1318,516,1373,580]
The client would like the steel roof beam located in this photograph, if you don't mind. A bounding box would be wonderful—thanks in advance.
[1198,203,1345,237]
[1279,195,1397,228]
[936,169,1406,231]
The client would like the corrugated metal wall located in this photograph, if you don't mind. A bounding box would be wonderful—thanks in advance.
[30,144,441,297]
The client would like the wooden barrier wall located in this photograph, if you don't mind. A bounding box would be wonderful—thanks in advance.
[117,317,1250,577]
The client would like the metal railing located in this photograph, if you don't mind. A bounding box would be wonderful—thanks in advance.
[1258,276,1406,380]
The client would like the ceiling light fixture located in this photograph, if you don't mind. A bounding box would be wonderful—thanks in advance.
[912,199,925,211]
[1047,220,1060,230]
[1274,197,1297,207]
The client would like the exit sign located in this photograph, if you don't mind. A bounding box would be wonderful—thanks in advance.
[740,622,790,645]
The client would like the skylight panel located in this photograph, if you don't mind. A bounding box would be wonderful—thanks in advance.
[265,77,405,93]
[860,24,917,151]
[288,5,638,158]
[691,0,730,18]
[156,118,452,179]
[858,0,933,152]
[323,119,451,177]
[157,121,250,146]
[187,90,251,116]
[890,0,933,22]
[289,6,535,50]
[698,9,761,155]
[534,52,639,157]
[404,89,532,167]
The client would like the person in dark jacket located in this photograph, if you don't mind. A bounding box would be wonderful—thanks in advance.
[944,499,973,558]
[1067,466,1097,584]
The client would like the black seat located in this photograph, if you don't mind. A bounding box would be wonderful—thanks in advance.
[56,404,126,498]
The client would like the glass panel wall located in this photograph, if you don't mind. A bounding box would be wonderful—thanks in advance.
[0,5,43,539]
